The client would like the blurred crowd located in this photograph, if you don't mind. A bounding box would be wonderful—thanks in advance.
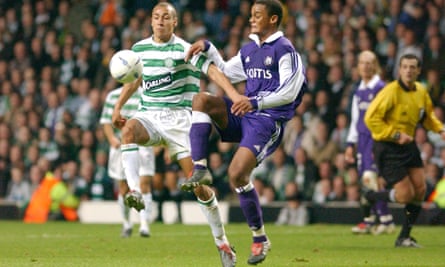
[1,0,445,223]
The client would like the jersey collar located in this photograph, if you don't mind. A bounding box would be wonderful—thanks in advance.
[249,31,283,47]
[398,79,417,91]
[358,74,381,90]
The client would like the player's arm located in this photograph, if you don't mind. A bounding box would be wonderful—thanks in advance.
[103,123,120,148]
[345,94,359,163]
[189,51,249,112]
[112,77,141,129]
[206,64,248,105]
[186,40,246,84]
[422,90,445,134]
[248,51,305,110]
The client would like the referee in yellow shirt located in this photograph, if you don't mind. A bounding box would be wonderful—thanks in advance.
[364,54,445,248]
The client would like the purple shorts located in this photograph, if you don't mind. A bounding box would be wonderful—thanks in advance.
[356,132,377,176]
[215,97,285,164]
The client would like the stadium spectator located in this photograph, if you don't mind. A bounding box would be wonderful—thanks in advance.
[329,176,347,201]
[282,114,305,157]
[330,111,349,151]
[252,177,276,205]
[275,181,308,226]
[312,160,334,205]
[301,120,339,165]
[6,167,31,211]
[208,152,231,200]
[292,147,318,202]
[265,146,295,201]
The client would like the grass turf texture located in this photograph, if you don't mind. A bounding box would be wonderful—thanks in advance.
[1,221,444,267]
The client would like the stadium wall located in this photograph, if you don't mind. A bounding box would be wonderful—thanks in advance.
[1,201,445,225]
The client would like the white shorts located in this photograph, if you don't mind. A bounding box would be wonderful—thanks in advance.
[131,109,191,161]
[108,145,155,180]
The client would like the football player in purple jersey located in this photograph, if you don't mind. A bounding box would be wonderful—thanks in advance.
[181,0,306,264]
[345,51,395,235]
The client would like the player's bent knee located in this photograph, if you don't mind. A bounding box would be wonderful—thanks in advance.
[121,124,137,143]
[228,170,249,188]
[192,92,209,110]
[396,190,415,203]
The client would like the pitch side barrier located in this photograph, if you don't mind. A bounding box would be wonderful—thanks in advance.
[2,200,445,225]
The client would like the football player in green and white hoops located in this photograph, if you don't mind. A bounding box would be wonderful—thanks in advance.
[111,3,245,267]
[100,86,154,238]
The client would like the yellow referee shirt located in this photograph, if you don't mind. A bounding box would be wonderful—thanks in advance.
[364,80,444,142]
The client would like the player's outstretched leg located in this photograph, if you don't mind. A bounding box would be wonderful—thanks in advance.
[235,182,271,265]
[197,191,236,267]
[118,194,133,237]
[124,190,145,212]
[373,201,395,235]
[180,166,213,191]
[394,203,422,248]
[351,215,375,234]
[247,238,271,265]
[217,243,237,267]
[395,236,421,248]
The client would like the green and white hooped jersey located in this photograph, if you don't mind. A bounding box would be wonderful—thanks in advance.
[99,87,141,137]
[132,35,212,111]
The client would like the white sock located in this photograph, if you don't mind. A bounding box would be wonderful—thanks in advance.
[139,193,153,222]
[389,189,396,202]
[121,144,141,192]
[198,194,228,246]
[252,225,266,237]
[139,214,149,233]
[118,195,131,229]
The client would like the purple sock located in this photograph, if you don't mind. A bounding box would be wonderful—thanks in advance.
[238,189,264,232]
[190,123,211,163]
[375,200,390,217]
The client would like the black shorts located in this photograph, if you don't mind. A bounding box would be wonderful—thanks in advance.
[372,141,423,188]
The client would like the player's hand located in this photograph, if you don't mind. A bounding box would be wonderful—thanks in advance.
[344,146,355,164]
[397,132,413,144]
[185,40,206,62]
[231,96,253,116]
[129,76,142,90]
[112,110,126,129]
[110,136,121,148]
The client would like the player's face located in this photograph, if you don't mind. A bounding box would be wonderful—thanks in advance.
[398,58,420,85]
[357,53,376,80]
[249,4,276,39]
[151,5,177,43]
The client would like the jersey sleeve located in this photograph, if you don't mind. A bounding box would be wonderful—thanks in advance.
[364,87,398,141]
[99,92,114,125]
[422,90,445,132]
[206,43,246,83]
[188,53,213,74]
[256,51,305,110]
[346,94,359,144]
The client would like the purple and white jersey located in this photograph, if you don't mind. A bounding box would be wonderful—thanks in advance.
[207,31,306,122]
[347,75,386,143]
[346,75,385,175]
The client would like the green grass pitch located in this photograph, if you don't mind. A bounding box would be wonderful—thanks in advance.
[1,221,444,267]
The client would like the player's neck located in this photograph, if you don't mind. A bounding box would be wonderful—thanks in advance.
[257,29,277,44]
[153,34,172,44]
